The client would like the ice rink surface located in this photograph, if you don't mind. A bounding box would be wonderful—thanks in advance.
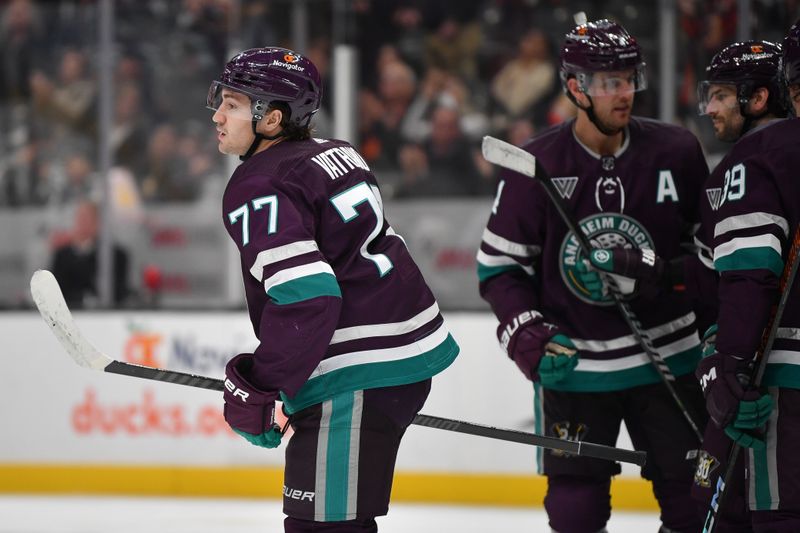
[0,495,660,532]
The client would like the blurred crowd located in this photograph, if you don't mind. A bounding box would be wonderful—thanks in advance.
[0,0,798,209]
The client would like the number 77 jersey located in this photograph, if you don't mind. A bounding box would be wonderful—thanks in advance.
[222,138,459,414]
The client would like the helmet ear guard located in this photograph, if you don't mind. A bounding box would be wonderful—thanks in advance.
[251,100,266,121]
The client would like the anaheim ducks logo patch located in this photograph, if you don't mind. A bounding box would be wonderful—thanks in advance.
[559,213,655,305]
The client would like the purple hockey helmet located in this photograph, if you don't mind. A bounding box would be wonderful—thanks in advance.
[784,20,800,87]
[697,40,786,116]
[207,47,322,127]
[559,19,647,96]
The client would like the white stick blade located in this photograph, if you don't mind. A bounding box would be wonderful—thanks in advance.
[481,136,537,178]
[30,269,111,371]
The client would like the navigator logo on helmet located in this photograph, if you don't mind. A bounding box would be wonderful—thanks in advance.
[697,40,787,130]
[559,19,647,134]
[207,47,322,159]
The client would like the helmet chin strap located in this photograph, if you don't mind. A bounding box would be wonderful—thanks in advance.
[566,88,623,136]
[240,116,285,161]
[738,104,769,138]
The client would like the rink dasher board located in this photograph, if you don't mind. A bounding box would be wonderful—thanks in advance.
[0,311,653,509]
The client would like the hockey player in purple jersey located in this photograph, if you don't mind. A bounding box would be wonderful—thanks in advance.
[690,35,800,531]
[477,19,708,532]
[207,48,459,533]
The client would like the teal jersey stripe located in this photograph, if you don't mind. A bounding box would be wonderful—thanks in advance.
[751,446,773,510]
[762,363,800,389]
[714,247,784,277]
[282,334,459,414]
[477,262,519,282]
[267,272,341,305]
[542,345,701,392]
[325,392,354,521]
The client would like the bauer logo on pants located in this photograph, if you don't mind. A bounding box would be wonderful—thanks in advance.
[283,485,315,502]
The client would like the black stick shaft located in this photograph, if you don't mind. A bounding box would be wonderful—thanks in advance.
[412,414,646,465]
[106,360,225,391]
[102,360,645,465]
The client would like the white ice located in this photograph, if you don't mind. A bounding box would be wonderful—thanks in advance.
[0,495,660,532]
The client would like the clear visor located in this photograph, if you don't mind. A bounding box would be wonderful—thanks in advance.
[576,66,647,96]
[207,81,257,120]
[696,81,739,115]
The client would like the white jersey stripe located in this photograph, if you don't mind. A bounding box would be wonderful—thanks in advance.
[263,261,335,293]
[249,240,319,281]
[714,212,789,239]
[476,250,535,276]
[482,228,541,258]
[574,332,699,373]
[571,312,696,352]
[714,234,782,262]
[764,349,800,365]
[314,401,331,520]
[310,323,449,378]
[347,391,363,518]
[777,328,800,341]
[330,302,441,344]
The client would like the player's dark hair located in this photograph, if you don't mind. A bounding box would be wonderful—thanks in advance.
[269,101,312,141]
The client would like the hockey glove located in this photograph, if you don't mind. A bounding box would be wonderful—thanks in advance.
[223,353,283,449]
[498,310,578,386]
[575,248,666,300]
[695,352,773,449]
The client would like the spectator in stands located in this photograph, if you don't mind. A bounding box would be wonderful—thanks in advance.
[490,29,557,129]
[424,12,483,86]
[56,152,96,205]
[111,83,149,176]
[0,0,43,106]
[359,58,418,170]
[397,103,491,197]
[140,123,197,202]
[402,66,489,144]
[51,199,130,308]
[30,48,96,143]
[505,117,535,147]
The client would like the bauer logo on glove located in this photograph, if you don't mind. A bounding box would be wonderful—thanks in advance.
[223,353,284,449]
[497,310,579,385]
[224,377,251,402]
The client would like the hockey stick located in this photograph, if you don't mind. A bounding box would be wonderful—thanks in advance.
[30,269,646,466]
[481,135,704,442]
[702,224,800,533]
